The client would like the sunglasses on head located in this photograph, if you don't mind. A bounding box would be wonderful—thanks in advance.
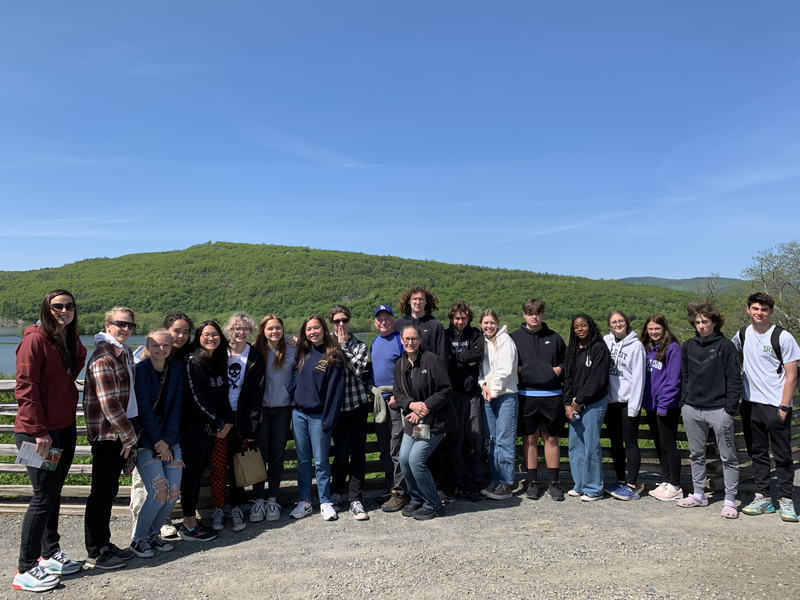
[109,321,137,331]
[51,303,76,311]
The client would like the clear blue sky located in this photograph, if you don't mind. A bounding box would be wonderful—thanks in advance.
[2,1,798,279]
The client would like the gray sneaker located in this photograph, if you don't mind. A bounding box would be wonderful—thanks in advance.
[526,480,539,500]
[486,483,514,500]
[86,547,126,570]
[231,507,246,532]
[480,482,498,496]
[211,508,225,531]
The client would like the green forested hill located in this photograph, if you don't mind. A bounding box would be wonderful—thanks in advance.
[0,242,696,338]
[619,276,742,293]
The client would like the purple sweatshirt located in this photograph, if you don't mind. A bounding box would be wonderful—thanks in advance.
[642,343,681,414]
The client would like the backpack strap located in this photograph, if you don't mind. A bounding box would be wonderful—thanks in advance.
[738,326,747,350]
[771,326,785,375]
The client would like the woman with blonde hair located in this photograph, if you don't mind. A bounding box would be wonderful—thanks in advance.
[478,309,519,501]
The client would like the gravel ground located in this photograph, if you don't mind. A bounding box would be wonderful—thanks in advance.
[1,484,799,600]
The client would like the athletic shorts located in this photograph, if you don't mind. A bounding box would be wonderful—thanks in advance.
[520,394,566,437]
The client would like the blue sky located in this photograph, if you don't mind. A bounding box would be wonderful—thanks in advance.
[1,1,798,280]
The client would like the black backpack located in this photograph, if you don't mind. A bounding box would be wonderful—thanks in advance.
[738,325,786,374]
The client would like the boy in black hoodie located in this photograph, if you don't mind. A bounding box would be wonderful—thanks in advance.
[444,301,484,501]
[510,299,567,501]
[677,300,742,519]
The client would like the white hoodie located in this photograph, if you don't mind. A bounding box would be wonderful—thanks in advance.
[603,330,645,416]
[478,325,519,398]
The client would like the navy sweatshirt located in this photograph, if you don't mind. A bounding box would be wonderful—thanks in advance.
[292,343,345,433]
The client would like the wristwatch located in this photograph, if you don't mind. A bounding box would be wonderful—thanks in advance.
[779,405,790,413]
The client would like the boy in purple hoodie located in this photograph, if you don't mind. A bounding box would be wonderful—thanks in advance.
[639,315,683,502]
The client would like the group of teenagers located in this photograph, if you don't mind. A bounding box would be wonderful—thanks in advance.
[11,285,800,592]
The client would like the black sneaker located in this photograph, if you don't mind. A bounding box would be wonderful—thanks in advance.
[401,501,423,517]
[526,480,540,500]
[549,482,565,502]
[465,487,481,502]
[107,543,135,561]
[128,538,154,558]
[86,547,126,570]
[454,487,466,501]
[179,523,218,542]
[413,506,444,520]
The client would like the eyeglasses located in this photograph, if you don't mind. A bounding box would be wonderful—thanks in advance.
[201,332,221,339]
[51,303,76,311]
[109,321,137,331]
[609,320,626,326]
[333,318,349,325]
[402,337,420,342]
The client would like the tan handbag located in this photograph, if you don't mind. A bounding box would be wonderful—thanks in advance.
[233,446,267,488]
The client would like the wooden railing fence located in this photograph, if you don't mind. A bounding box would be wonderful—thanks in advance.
[2,380,799,515]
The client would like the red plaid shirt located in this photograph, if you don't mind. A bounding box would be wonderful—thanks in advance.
[84,340,138,447]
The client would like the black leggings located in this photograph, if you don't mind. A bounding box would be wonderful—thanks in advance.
[604,402,641,485]
[645,408,681,487]
[180,425,214,518]
[15,423,76,572]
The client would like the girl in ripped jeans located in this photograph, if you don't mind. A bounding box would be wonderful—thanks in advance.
[130,329,185,557]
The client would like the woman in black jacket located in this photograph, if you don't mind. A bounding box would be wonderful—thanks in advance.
[209,314,266,533]
[392,324,456,520]
[178,321,231,542]
[563,314,610,502]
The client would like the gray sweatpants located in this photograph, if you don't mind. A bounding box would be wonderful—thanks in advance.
[681,405,739,502]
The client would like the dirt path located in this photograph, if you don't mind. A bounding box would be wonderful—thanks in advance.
[1,488,798,600]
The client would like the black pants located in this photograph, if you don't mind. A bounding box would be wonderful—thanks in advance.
[85,439,126,558]
[375,401,406,493]
[741,401,794,499]
[604,402,641,485]
[645,408,681,487]
[331,402,369,502]
[15,424,77,572]
[180,425,215,518]
[254,406,292,501]
[442,392,483,489]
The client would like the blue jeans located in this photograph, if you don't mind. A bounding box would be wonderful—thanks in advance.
[399,432,445,510]
[133,445,182,541]
[568,397,608,497]
[292,411,332,504]
[482,393,519,485]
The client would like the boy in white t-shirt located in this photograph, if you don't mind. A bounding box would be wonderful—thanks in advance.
[732,293,800,522]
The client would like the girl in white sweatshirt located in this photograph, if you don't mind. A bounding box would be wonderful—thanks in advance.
[602,311,646,501]
[477,310,519,501]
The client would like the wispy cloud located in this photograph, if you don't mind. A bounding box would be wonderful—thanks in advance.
[230,116,369,168]
[658,79,800,197]
[0,153,160,169]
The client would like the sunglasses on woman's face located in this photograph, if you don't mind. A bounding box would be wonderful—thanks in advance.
[109,321,137,331]
[51,303,77,311]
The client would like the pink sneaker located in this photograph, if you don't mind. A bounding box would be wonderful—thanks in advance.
[650,483,684,502]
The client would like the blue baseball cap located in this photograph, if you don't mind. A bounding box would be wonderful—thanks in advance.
[374,304,394,317]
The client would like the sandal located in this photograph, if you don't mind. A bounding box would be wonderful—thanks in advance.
[677,494,709,508]
[720,504,739,519]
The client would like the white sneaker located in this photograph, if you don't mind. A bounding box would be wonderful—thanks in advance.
[38,550,81,576]
[320,502,338,521]
[266,500,281,522]
[230,507,246,532]
[249,500,266,523]
[290,501,312,520]
[12,566,59,592]
[211,508,224,531]
[349,500,369,521]
[160,520,178,537]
